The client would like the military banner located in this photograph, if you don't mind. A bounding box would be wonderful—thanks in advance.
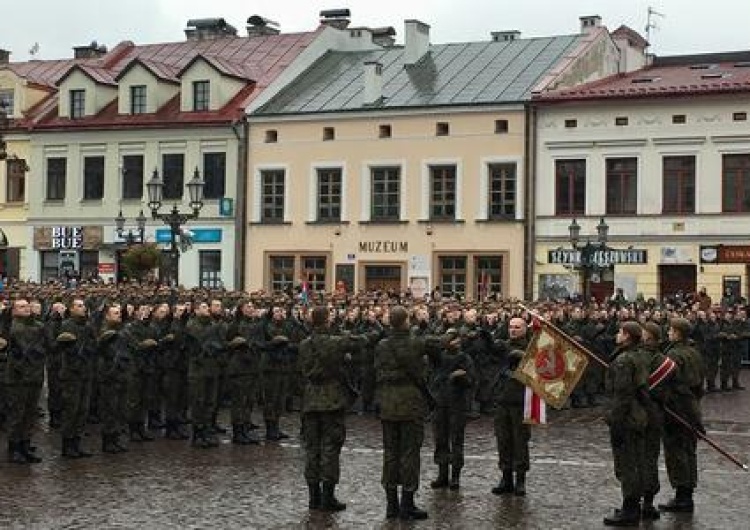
[514,319,590,409]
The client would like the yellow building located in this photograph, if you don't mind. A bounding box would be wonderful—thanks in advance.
[246,18,619,299]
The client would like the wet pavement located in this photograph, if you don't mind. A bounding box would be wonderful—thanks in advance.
[1,387,749,529]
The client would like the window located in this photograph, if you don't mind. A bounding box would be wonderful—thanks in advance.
[323,127,335,141]
[265,130,278,143]
[436,122,450,136]
[269,255,295,293]
[317,168,342,221]
[733,112,748,122]
[192,81,210,111]
[0,89,14,115]
[41,251,60,282]
[430,165,456,220]
[83,156,105,200]
[722,154,750,212]
[162,153,184,200]
[672,114,687,124]
[79,250,99,280]
[488,163,516,219]
[439,256,466,297]
[379,124,392,138]
[494,119,509,134]
[662,156,696,214]
[6,158,26,203]
[371,166,400,221]
[476,256,502,299]
[46,157,66,200]
[70,89,85,119]
[199,250,222,288]
[203,152,226,199]
[615,116,629,126]
[261,169,285,222]
[605,158,638,215]
[122,155,144,200]
[564,119,577,128]
[555,159,586,215]
[301,256,327,292]
[130,85,147,114]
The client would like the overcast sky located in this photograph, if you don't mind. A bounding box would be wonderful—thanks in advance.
[3,0,749,61]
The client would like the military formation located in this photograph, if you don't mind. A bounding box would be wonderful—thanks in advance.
[0,279,744,525]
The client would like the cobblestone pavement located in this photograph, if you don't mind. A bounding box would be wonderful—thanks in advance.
[1,388,749,529]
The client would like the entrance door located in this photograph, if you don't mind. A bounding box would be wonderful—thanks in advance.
[658,264,697,302]
[364,265,402,292]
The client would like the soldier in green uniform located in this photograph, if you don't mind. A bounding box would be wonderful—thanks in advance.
[6,298,46,464]
[718,310,740,391]
[163,302,189,440]
[659,317,704,514]
[298,306,365,511]
[97,304,130,453]
[147,302,172,432]
[603,321,650,527]
[375,306,439,521]
[123,304,157,442]
[45,301,66,429]
[261,306,294,441]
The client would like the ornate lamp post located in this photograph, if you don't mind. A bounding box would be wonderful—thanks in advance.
[115,208,147,245]
[146,167,205,286]
[568,217,609,303]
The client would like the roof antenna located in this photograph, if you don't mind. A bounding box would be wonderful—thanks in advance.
[29,42,40,58]
[645,7,665,49]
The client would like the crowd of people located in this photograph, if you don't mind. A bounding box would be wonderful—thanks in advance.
[0,279,745,525]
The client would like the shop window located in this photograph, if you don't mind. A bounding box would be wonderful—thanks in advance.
[46,157,67,201]
[370,166,400,221]
[488,163,516,219]
[269,255,295,293]
[162,153,184,200]
[605,157,637,215]
[41,251,60,282]
[430,165,456,220]
[6,157,26,203]
[317,168,342,222]
[203,152,226,199]
[662,155,695,214]
[439,256,467,298]
[79,250,99,281]
[122,154,144,200]
[555,159,586,215]
[722,153,750,212]
[83,156,105,200]
[261,169,285,222]
[199,250,222,288]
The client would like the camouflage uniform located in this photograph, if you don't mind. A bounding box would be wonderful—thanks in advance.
[226,314,264,444]
[185,315,224,447]
[97,321,130,452]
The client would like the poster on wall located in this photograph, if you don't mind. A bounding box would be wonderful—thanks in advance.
[409,276,429,299]
[538,274,579,301]
[613,274,637,301]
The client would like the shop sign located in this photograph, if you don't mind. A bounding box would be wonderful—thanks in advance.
[701,245,750,264]
[358,241,408,253]
[156,228,222,244]
[548,248,647,266]
[98,263,115,274]
[34,226,103,250]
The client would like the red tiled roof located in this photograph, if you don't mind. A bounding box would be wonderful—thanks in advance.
[114,58,180,84]
[535,60,750,102]
[56,63,118,87]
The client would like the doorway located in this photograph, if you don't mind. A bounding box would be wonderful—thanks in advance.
[658,264,697,302]
[364,264,402,292]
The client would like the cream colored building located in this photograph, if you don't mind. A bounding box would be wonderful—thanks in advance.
[246,17,623,299]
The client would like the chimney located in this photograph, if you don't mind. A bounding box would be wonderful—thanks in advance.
[403,20,430,66]
[491,30,521,42]
[185,18,238,41]
[247,15,280,37]
[0,49,10,64]
[319,8,351,30]
[580,15,602,34]
[611,26,649,73]
[73,41,108,59]
[363,61,383,105]
[371,27,396,47]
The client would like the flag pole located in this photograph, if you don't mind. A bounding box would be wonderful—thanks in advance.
[517,303,749,472]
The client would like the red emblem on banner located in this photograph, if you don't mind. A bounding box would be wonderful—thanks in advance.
[534,343,566,382]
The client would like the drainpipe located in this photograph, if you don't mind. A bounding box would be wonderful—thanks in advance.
[232,117,249,290]
[523,102,538,301]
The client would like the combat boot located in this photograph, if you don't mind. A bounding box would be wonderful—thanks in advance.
[430,464,449,489]
[276,421,290,440]
[450,466,461,490]
[658,487,694,513]
[232,424,249,445]
[147,411,165,430]
[514,472,526,496]
[399,490,428,520]
[320,481,347,512]
[265,421,276,441]
[49,411,62,429]
[138,423,155,441]
[491,470,514,495]
[603,497,641,526]
[307,481,321,509]
[210,413,227,434]
[22,440,42,464]
[112,433,128,453]
[641,494,660,520]
[102,433,119,454]
[243,423,261,444]
[62,437,82,458]
[74,436,93,458]
[191,426,209,448]
[732,378,745,390]
[385,488,400,519]
[8,441,28,464]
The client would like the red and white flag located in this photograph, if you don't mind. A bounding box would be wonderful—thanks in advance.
[523,386,547,425]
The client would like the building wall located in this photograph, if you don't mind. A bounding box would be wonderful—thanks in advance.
[179,61,246,112]
[246,107,528,299]
[57,70,117,117]
[117,64,179,114]
[535,95,750,301]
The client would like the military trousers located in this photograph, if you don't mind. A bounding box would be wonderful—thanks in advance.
[381,420,424,492]
[719,344,735,385]
[432,406,467,469]
[494,404,531,472]
[262,371,288,422]
[46,356,63,420]
[61,378,91,438]
[360,365,376,410]
[189,375,218,427]
[229,374,258,425]
[5,382,42,442]
[703,348,719,387]
[611,426,646,499]
[99,380,127,436]
[163,370,188,422]
[302,410,347,484]
[642,421,663,499]
[127,371,148,424]
[145,369,164,414]
[663,418,698,490]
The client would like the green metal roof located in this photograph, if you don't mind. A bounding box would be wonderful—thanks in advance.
[255,34,582,115]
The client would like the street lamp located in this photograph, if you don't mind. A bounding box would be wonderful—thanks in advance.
[568,217,609,304]
[115,208,147,245]
[146,167,205,286]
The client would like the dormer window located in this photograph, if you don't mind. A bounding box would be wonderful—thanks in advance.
[130,85,147,114]
[0,89,14,115]
[70,89,85,119]
[193,80,210,111]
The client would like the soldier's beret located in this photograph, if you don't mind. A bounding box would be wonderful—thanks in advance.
[57,332,78,343]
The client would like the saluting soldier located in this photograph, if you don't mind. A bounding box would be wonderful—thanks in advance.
[97,304,130,453]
